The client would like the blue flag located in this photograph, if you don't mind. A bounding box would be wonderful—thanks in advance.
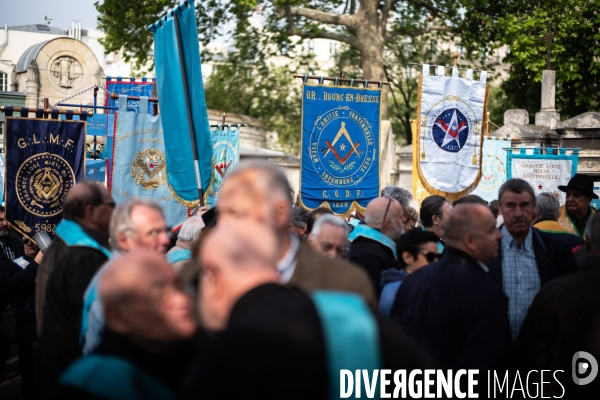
[5,116,85,239]
[207,127,240,207]
[149,0,213,206]
[299,83,381,216]
[105,77,156,115]
[111,96,188,227]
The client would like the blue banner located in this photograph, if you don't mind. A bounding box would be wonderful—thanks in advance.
[106,78,155,114]
[111,96,188,227]
[299,83,381,216]
[207,127,240,207]
[149,0,213,205]
[5,117,85,239]
[85,159,106,184]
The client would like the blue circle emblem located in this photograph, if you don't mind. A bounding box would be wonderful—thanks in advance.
[432,108,469,153]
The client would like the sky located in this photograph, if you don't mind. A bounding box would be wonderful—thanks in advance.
[0,0,100,29]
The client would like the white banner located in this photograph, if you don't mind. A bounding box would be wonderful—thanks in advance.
[416,65,488,198]
[511,158,573,205]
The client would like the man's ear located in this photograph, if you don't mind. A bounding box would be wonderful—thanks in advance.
[104,305,130,336]
[463,233,475,253]
[432,214,439,226]
[401,251,414,267]
[273,199,290,228]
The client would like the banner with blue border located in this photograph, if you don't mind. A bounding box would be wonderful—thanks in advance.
[299,83,381,216]
[507,147,578,205]
[207,126,240,207]
[5,117,85,239]
[105,77,155,115]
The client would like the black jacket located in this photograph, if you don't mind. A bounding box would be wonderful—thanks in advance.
[7,256,38,344]
[0,235,25,314]
[182,283,431,400]
[348,236,396,296]
[485,227,576,288]
[35,231,109,397]
[392,246,511,371]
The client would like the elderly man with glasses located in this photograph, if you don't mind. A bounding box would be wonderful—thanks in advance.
[348,197,405,297]
[80,199,171,356]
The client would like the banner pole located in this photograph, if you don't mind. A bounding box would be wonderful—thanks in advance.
[173,13,204,206]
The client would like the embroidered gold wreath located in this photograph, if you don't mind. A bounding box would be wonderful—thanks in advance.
[131,148,166,190]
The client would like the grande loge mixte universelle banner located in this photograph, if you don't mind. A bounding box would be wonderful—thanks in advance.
[299,82,381,216]
[416,65,488,199]
[5,116,85,239]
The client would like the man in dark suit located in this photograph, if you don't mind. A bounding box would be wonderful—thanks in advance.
[348,197,405,295]
[217,161,376,307]
[391,204,511,371]
[486,179,576,341]
[184,220,431,400]
[514,212,600,397]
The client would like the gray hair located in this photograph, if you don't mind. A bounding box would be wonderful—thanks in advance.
[109,199,164,251]
[381,186,413,209]
[536,192,560,222]
[311,214,349,237]
[291,206,310,229]
[177,216,205,243]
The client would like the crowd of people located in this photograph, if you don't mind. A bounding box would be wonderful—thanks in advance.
[0,162,599,399]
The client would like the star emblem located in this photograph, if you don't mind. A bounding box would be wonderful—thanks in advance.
[436,110,468,149]
[148,162,155,170]
[538,184,543,190]
[339,143,346,151]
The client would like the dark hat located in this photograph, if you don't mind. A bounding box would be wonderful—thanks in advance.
[558,174,599,199]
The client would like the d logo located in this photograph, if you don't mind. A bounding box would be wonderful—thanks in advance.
[572,351,598,385]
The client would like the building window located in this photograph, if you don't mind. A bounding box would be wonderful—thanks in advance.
[0,72,8,91]
[308,40,315,54]
[280,41,289,56]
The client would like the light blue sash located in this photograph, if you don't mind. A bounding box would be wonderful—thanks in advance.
[55,219,111,258]
[348,224,398,259]
[166,248,192,264]
[311,291,382,400]
[60,355,175,400]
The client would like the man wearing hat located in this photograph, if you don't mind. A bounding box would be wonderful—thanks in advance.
[558,174,598,238]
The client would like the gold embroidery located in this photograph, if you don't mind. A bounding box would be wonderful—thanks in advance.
[131,148,167,190]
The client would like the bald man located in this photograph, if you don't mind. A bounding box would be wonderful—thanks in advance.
[392,204,511,373]
[348,197,405,296]
[57,252,196,399]
[183,220,430,399]
[217,161,375,306]
[36,182,115,394]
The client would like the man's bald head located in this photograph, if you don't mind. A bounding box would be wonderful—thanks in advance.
[62,182,114,237]
[444,204,502,263]
[199,219,280,331]
[217,161,292,233]
[100,251,195,351]
[364,197,405,240]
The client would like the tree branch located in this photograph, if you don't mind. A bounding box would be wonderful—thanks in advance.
[281,4,359,48]
[381,0,393,30]
[278,6,356,30]
[385,25,456,42]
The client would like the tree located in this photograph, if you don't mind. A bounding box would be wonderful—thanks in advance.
[460,0,600,119]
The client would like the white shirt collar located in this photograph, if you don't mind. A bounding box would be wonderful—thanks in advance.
[277,234,300,284]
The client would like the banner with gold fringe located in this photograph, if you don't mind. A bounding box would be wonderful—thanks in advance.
[299,81,381,216]
[4,114,85,239]
[111,96,188,227]
[416,65,488,200]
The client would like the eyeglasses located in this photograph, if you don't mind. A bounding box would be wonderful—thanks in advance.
[419,251,441,263]
[382,197,393,223]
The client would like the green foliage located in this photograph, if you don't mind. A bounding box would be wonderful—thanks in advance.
[460,0,600,119]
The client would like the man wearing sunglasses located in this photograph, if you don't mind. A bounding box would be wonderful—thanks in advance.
[392,204,511,373]
[348,197,405,296]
